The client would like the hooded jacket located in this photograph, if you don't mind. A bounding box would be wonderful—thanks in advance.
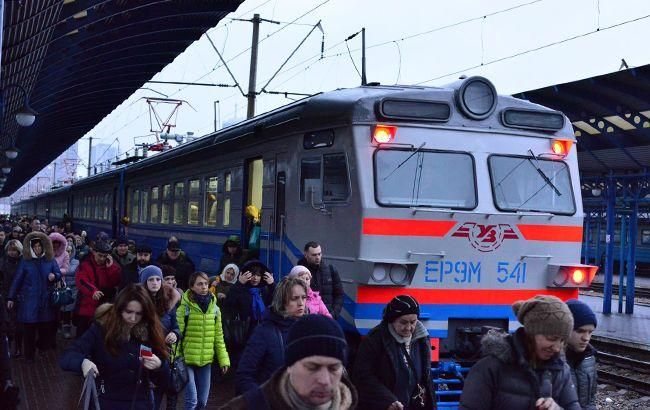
[157,284,181,338]
[176,290,229,368]
[75,252,122,317]
[224,278,274,331]
[49,232,70,276]
[566,344,597,410]
[8,231,62,323]
[235,309,298,394]
[218,240,245,272]
[306,288,332,318]
[352,320,434,410]
[459,328,580,410]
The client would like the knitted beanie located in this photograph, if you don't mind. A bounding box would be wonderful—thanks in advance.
[512,295,574,340]
[285,314,347,367]
[287,265,310,279]
[566,299,597,330]
[383,295,420,323]
[139,265,163,284]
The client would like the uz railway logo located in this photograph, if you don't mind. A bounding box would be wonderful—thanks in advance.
[451,223,519,252]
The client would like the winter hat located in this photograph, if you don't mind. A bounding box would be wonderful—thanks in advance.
[139,265,163,283]
[383,295,420,322]
[136,244,152,254]
[167,240,181,251]
[116,236,129,246]
[288,265,310,279]
[566,299,597,330]
[512,295,574,340]
[285,314,347,367]
[161,265,177,278]
[93,240,111,253]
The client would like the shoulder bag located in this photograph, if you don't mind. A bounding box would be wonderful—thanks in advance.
[51,278,74,307]
[168,306,190,394]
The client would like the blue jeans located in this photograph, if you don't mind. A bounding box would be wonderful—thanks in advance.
[185,364,211,409]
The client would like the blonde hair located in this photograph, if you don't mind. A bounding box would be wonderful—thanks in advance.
[271,277,307,318]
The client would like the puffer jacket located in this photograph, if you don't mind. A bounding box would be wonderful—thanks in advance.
[306,288,332,318]
[8,232,62,323]
[297,258,344,319]
[566,344,597,410]
[49,232,70,275]
[352,320,434,410]
[176,290,229,368]
[75,254,122,317]
[459,328,580,410]
[235,309,298,394]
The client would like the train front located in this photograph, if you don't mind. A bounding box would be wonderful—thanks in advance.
[347,77,597,360]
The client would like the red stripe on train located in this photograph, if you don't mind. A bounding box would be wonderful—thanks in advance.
[517,224,583,242]
[362,218,456,237]
[357,287,579,304]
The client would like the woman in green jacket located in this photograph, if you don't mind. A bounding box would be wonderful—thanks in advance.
[177,271,229,409]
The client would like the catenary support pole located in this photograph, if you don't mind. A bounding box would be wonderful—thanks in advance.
[618,214,626,313]
[247,14,261,119]
[626,197,638,314]
[603,177,615,314]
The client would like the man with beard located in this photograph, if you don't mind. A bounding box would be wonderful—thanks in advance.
[297,242,344,319]
[156,238,195,290]
[119,244,153,290]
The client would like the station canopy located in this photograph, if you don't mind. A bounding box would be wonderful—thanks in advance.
[0,0,242,195]
[514,64,650,175]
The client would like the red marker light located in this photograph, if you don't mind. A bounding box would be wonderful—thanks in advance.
[551,139,573,156]
[571,269,585,285]
[373,125,397,144]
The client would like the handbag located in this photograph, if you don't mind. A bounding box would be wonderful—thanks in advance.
[78,372,101,410]
[223,314,250,349]
[168,310,190,394]
[51,278,74,307]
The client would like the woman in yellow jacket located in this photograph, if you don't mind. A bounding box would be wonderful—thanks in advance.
[177,271,229,409]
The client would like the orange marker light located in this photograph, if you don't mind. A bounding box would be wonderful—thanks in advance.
[373,125,397,144]
[571,269,585,284]
[551,139,573,156]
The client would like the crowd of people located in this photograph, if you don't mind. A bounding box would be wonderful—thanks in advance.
[0,215,601,410]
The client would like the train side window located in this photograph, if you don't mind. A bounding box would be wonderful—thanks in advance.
[300,158,321,202]
[204,177,218,226]
[303,130,335,149]
[188,179,201,225]
[161,184,171,224]
[223,172,231,226]
[642,230,650,245]
[132,190,140,223]
[150,187,160,224]
[173,182,185,225]
[323,153,350,202]
[141,190,149,223]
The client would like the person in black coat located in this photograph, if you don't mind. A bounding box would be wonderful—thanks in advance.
[224,260,275,334]
[156,239,195,290]
[59,284,171,410]
[218,237,246,272]
[297,241,344,319]
[0,240,23,356]
[120,244,154,290]
[235,277,307,395]
[352,295,434,410]
[459,295,580,410]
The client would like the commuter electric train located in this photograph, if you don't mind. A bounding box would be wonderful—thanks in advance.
[13,76,596,360]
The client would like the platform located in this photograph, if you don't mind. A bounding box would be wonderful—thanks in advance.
[579,294,650,349]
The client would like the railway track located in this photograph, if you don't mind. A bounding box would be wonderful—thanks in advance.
[589,282,650,299]
[592,338,650,396]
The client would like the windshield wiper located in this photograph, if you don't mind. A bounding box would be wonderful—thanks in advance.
[526,149,561,196]
[382,142,427,181]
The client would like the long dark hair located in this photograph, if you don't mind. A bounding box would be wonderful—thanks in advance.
[102,284,168,359]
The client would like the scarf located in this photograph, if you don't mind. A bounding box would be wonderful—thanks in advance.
[388,322,413,354]
[280,369,351,410]
[220,263,239,284]
[192,292,212,313]
[248,287,265,321]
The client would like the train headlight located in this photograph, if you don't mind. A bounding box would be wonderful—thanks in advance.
[456,76,497,120]
[389,264,408,285]
[548,264,598,288]
[373,125,397,144]
[551,139,573,157]
[371,264,389,282]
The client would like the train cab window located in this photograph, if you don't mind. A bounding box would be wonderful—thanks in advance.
[303,130,334,149]
[173,182,185,225]
[642,230,650,245]
[204,177,219,226]
[141,190,149,223]
[132,190,140,223]
[489,155,575,215]
[150,187,159,223]
[223,172,231,226]
[323,154,350,202]
[188,179,201,225]
[300,158,321,202]
[161,184,171,224]
[375,149,476,209]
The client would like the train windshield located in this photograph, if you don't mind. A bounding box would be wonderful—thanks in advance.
[374,148,476,208]
[489,155,575,214]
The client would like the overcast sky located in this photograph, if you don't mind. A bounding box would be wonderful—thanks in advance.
[71,0,650,175]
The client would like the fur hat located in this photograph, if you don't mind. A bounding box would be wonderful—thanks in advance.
[383,295,420,322]
[285,314,347,367]
[512,295,574,340]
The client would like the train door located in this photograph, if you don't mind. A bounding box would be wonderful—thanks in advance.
[241,157,264,259]
[111,187,118,238]
[273,153,288,275]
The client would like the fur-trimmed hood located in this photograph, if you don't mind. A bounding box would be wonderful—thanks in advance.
[49,232,67,257]
[163,283,181,311]
[22,231,53,261]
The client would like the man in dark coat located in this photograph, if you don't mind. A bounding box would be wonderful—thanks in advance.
[111,236,135,267]
[297,241,344,319]
[221,314,357,410]
[156,239,195,290]
[120,243,153,290]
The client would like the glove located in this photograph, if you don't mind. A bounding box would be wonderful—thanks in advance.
[81,359,98,377]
